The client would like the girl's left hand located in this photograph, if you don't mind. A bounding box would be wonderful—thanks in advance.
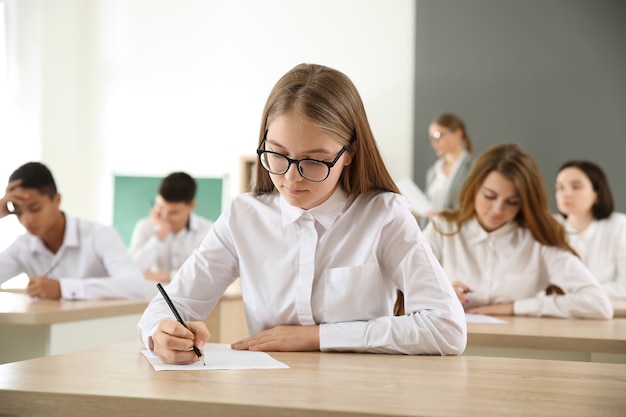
[231,325,320,352]
[466,302,514,316]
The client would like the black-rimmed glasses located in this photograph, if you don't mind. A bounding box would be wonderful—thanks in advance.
[257,139,348,182]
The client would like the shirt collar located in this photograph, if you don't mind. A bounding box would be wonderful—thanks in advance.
[280,187,348,231]
[187,213,198,232]
[28,212,76,254]
[466,216,519,244]
[434,150,468,174]
[563,218,597,239]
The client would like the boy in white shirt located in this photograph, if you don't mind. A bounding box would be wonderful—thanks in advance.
[0,162,145,300]
[129,172,213,283]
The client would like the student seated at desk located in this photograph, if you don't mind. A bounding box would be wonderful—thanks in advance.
[555,160,626,299]
[423,144,612,319]
[129,172,213,283]
[138,63,466,364]
[0,162,145,300]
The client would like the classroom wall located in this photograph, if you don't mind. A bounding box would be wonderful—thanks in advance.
[3,0,416,226]
[413,0,626,212]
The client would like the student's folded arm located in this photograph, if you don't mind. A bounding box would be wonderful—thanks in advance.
[0,240,25,284]
[128,219,163,270]
[514,247,613,319]
[604,217,626,299]
[64,226,146,300]
[320,213,466,355]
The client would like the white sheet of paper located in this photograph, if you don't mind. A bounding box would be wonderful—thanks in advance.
[396,177,435,217]
[465,314,508,324]
[141,343,290,371]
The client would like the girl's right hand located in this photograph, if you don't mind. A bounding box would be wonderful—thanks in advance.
[451,280,472,306]
[150,319,210,365]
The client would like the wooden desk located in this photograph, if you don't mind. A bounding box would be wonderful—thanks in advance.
[466,316,626,363]
[0,291,149,364]
[0,287,248,364]
[611,298,626,318]
[0,341,624,417]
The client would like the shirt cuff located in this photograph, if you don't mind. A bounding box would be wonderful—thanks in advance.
[319,321,366,351]
[513,297,541,316]
[59,279,86,300]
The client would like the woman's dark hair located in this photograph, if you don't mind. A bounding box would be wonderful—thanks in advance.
[557,160,614,220]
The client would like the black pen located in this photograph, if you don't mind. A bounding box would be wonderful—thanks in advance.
[156,283,205,365]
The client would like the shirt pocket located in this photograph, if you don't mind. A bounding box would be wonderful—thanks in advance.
[322,263,385,323]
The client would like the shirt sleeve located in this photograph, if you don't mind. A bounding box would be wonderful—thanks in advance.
[129,218,162,270]
[422,219,442,260]
[0,239,26,284]
[603,215,626,299]
[513,246,613,319]
[137,219,237,349]
[59,226,146,300]
[320,206,467,355]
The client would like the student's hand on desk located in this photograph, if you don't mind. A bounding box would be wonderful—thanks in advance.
[151,319,210,365]
[27,277,62,299]
[452,280,471,305]
[143,271,171,283]
[231,325,320,352]
[466,302,514,316]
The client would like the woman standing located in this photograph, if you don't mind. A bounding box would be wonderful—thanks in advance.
[425,113,475,217]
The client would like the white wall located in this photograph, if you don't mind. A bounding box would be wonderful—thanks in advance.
[5,0,415,226]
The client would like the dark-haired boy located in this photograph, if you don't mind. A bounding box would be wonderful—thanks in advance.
[0,162,145,300]
[129,172,213,283]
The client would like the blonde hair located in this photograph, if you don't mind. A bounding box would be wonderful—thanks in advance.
[254,63,398,196]
[437,144,575,254]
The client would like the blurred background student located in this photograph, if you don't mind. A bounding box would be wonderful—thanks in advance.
[423,144,612,319]
[424,113,475,218]
[0,162,145,300]
[129,172,213,284]
[555,160,626,299]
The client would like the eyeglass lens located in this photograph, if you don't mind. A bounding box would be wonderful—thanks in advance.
[259,152,330,182]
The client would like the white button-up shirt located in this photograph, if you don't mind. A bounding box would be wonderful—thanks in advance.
[0,214,146,300]
[426,151,468,211]
[423,216,613,319]
[556,212,626,299]
[138,188,467,355]
[129,213,213,276]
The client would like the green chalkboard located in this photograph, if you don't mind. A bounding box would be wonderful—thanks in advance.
[113,175,223,246]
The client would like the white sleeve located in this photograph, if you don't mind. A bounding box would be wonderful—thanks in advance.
[128,218,163,270]
[422,218,443,261]
[603,215,626,299]
[137,217,237,349]
[59,226,146,300]
[320,209,467,355]
[0,238,26,284]
[514,246,613,319]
